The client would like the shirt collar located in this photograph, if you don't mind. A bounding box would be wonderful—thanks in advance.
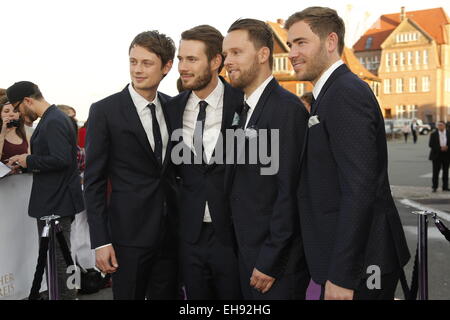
[190,77,224,110]
[128,83,159,112]
[313,60,344,99]
[244,75,274,110]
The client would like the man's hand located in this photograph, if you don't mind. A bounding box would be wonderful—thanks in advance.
[441,146,448,152]
[324,280,354,300]
[95,245,118,274]
[7,154,29,168]
[250,268,275,294]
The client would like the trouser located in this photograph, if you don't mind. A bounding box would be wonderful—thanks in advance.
[403,133,409,143]
[180,223,241,300]
[37,215,76,300]
[412,131,418,143]
[319,269,401,300]
[432,156,449,190]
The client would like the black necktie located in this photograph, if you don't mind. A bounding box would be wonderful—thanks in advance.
[238,102,250,129]
[193,100,208,162]
[148,103,163,165]
[310,96,316,112]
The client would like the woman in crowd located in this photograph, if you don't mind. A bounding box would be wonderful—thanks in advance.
[0,100,30,170]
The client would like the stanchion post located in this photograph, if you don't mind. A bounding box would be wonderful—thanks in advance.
[41,215,61,301]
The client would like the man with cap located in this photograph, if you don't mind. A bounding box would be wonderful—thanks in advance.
[7,81,84,300]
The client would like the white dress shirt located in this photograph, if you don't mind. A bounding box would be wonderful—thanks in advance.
[439,130,447,148]
[312,60,344,99]
[183,78,224,222]
[128,83,169,162]
[244,75,274,129]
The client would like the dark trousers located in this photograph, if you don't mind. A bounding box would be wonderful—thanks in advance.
[37,216,76,300]
[180,223,241,300]
[238,252,309,300]
[412,131,418,144]
[432,156,449,190]
[319,269,401,300]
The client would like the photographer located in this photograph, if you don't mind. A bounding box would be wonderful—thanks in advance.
[0,100,30,171]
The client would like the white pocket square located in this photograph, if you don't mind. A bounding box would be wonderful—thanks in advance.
[308,115,320,128]
[231,112,240,127]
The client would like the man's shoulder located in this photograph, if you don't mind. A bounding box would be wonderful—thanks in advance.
[166,90,190,107]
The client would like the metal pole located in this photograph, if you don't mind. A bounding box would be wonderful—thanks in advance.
[417,214,428,300]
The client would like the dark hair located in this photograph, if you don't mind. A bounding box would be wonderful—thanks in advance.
[285,6,345,55]
[0,102,27,142]
[129,30,176,67]
[181,25,224,72]
[228,18,274,69]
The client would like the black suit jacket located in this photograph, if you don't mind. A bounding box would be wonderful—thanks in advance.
[166,78,242,246]
[26,105,84,218]
[298,64,410,289]
[84,85,178,249]
[429,129,450,161]
[225,78,309,278]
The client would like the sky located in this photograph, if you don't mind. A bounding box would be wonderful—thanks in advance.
[1,0,450,121]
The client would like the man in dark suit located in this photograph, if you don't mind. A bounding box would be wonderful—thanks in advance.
[84,31,179,300]
[429,121,450,192]
[7,81,84,300]
[286,7,410,300]
[222,19,310,299]
[166,25,242,299]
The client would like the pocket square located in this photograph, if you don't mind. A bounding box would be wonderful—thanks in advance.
[231,112,240,127]
[308,115,320,128]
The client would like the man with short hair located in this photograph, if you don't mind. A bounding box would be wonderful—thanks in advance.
[429,121,450,192]
[84,30,179,300]
[7,81,84,300]
[223,18,310,299]
[286,6,410,300]
[166,24,242,299]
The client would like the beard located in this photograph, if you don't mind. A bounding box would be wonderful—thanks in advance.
[23,105,38,123]
[182,67,213,91]
[228,58,260,90]
[295,42,329,83]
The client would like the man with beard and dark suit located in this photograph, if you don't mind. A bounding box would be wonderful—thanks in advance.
[286,7,410,300]
[84,31,179,300]
[222,18,310,299]
[429,121,450,192]
[166,25,242,300]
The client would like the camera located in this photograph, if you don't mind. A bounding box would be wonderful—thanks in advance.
[6,119,20,128]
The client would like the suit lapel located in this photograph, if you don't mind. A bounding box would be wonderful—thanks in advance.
[159,92,174,172]
[119,85,160,167]
[311,64,350,115]
[246,78,277,128]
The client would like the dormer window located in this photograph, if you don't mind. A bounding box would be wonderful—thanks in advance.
[365,37,373,49]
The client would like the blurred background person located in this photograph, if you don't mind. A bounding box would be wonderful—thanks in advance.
[402,122,410,143]
[411,119,418,144]
[1,99,30,171]
[429,121,450,192]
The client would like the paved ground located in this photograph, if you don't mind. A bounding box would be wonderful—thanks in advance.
[76,134,450,300]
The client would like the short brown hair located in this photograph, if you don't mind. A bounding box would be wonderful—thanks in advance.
[228,18,274,69]
[285,7,345,55]
[129,30,176,67]
[181,25,224,73]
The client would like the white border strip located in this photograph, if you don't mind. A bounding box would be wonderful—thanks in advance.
[400,199,450,222]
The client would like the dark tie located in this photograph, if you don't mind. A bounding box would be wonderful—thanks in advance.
[193,100,208,162]
[238,102,250,129]
[148,103,163,165]
[310,96,316,112]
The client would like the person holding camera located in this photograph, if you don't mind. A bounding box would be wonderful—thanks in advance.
[0,101,30,167]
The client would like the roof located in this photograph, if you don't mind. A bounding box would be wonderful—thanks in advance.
[353,7,450,52]
[266,21,380,82]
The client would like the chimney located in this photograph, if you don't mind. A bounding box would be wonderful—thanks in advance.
[400,6,406,21]
[277,18,285,27]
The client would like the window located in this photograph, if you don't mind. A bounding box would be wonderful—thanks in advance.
[407,105,418,119]
[385,53,390,67]
[423,50,428,65]
[407,52,412,65]
[415,51,420,65]
[400,52,405,66]
[296,83,305,96]
[384,79,391,94]
[396,78,403,93]
[422,76,430,92]
[274,56,288,72]
[409,77,417,92]
[365,37,373,50]
[393,53,398,66]
[396,105,405,119]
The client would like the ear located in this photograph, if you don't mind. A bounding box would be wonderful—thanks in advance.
[258,46,270,65]
[326,32,339,54]
[162,60,173,76]
[210,53,223,72]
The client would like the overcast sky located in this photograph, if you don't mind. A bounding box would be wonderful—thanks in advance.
[1,0,449,120]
